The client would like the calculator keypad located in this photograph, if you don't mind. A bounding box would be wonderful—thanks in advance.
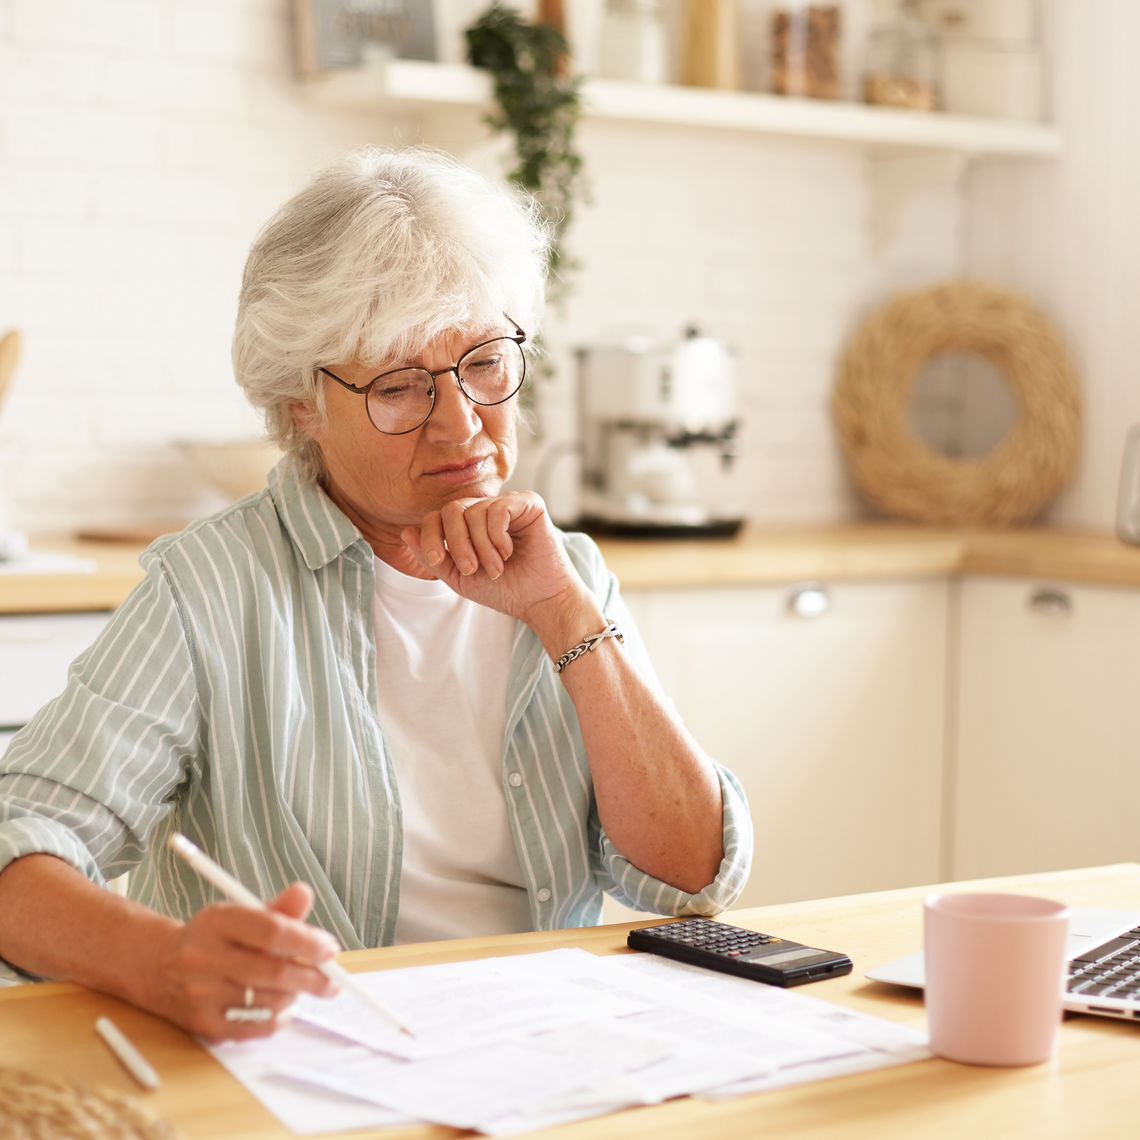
[646,916,778,957]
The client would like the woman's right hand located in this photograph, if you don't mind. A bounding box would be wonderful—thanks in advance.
[150,882,341,1041]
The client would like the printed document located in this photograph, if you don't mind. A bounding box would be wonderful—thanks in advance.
[206,947,929,1136]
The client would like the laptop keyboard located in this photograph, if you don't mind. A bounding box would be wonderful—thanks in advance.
[1066,925,1140,999]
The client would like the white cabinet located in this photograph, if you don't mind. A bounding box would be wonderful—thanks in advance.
[624,579,949,908]
[0,612,112,754]
[951,576,1140,880]
[0,611,129,893]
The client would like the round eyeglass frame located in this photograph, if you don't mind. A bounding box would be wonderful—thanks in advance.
[318,320,528,436]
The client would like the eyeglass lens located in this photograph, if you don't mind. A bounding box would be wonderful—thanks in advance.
[366,336,526,434]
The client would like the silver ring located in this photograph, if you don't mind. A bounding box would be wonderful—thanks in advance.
[225,1006,272,1023]
[223,984,269,1022]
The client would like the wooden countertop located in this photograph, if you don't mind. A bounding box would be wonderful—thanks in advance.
[597,524,1140,589]
[0,536,151,614]
[3,863,1139,1140]
[4,524,1140,614]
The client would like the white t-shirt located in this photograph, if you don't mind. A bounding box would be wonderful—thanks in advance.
[372,556,531,944]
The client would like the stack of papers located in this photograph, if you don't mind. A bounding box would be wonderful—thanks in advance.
[208,948,929,1136]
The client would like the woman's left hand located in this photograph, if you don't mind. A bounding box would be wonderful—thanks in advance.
[401,491,585,629]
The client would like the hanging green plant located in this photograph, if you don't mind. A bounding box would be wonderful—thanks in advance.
[466,3,587,309]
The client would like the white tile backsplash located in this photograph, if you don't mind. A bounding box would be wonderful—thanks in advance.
[6,108,162,168]
[0,164,91,220]
[9,0,163,54]
[98,57,254,116]
[0,43,100,104]
[164,1,289,69]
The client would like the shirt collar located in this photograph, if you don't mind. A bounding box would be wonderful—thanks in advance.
[268,453,369,571]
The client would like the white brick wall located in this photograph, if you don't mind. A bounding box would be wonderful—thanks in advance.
[8,0,163,53]
[0,0,964,534]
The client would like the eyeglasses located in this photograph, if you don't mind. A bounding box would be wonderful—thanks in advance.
[319,321,528,436]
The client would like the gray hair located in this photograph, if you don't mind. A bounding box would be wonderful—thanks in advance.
[232,146,549,478]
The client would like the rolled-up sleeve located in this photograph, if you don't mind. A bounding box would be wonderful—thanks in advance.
[0,559,200,887]
[599,762,753,916]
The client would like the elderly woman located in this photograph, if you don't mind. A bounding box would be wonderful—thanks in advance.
[0,148,751,1040]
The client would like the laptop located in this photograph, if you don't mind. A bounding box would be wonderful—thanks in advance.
[866,907,1140,1022]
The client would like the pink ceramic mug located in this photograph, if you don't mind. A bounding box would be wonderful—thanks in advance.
[923,892,1071,1066]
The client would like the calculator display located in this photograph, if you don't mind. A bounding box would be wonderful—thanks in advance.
[758,947,828,967]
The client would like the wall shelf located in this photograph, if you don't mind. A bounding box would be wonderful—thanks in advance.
[301,59,1061,159]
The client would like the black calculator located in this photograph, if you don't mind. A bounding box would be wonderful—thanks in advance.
[626,917,853,987]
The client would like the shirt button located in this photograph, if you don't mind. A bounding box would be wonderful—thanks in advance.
[536,888,552,903]
[507,772,523,788]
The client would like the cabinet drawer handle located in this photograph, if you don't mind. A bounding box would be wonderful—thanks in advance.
[786,583,831,618]
[1027,587,1072,616]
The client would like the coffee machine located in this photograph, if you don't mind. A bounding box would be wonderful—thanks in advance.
[577,326,744,537]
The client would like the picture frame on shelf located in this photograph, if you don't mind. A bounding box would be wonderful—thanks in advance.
[293,0,437,77]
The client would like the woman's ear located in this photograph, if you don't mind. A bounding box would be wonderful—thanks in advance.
[290,401,321,441]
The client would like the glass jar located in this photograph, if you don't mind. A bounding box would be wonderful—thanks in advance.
[598,0,668,84]
[768,3,842,100]
[862,0,939,111]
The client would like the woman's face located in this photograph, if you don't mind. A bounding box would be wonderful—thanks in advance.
[298,323,520,552]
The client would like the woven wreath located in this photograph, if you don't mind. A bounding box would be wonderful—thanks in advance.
[832,280,1081,526]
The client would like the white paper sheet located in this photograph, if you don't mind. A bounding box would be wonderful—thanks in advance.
[290,948,654,1059]
[596,953,931,1099]
[206,1020,415,1135]
[206,947,931,1136]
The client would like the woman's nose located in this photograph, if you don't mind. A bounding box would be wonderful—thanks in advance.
[425,371,481,440]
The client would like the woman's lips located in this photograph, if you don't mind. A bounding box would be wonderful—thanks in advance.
[423,456,491,484]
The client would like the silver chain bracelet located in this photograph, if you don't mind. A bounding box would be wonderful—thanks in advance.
[553,622,624,673]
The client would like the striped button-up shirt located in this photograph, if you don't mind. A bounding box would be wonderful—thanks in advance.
[0,459,752,972]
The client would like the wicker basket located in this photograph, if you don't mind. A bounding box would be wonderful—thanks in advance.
[0,1068,177,1140]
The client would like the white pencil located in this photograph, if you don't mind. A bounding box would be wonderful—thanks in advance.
[167,833,414,1036]
[95,1016,161,1090]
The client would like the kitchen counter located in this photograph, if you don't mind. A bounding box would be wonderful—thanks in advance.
[594,523,1140,590]
[0,536,152,614]
[4,524,1140,615]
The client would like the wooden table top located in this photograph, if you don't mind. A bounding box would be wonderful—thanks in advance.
[1,863,1138,1139]
[6,524,1140,614]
